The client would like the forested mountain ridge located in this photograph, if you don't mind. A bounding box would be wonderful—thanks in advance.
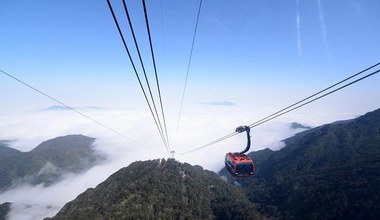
[49,159,264,220]
[220,108,380,219]
[0,135,104,191]
[0,141,20,160]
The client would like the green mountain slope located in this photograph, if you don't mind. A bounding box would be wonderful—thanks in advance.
[49,159,264,220]
[0,135,104,191]
[220,108,380,219]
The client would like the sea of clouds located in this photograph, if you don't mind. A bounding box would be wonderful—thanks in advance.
[0,104,372,220]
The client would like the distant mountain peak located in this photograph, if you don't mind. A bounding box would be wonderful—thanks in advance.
[0,134,103,191]
[44,105,102,111]
[290,122,312,130]
[46,105,70,111]
[32,134,95,152]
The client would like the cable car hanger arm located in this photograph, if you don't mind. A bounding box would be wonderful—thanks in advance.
[235,126,251,155]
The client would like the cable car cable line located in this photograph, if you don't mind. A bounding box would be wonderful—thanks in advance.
[106,0,169,154]
[0,69,140,145]
[249,68,380,129]
[121,0,169,151]
[175,0,203,144]
[142,0,170,150]
[212,0,257,79]
[248,62,380,128]
[183,63,380,155]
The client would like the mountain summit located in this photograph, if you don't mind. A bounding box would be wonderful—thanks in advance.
[49,159,264,220]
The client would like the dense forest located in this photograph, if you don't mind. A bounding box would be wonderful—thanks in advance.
[49,159,264,220]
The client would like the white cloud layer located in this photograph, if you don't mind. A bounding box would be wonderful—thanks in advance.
[0,104,376,219]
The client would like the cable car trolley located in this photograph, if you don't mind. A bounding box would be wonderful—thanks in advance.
[225,126,255,177]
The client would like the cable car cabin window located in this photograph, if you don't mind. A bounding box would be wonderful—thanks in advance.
[236,162,253,174]
[225,155,234,169]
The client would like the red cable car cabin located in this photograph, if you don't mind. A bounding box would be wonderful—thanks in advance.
[224,126,255,177]
[225,153,255,177]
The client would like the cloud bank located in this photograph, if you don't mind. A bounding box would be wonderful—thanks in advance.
[0,105,372,219]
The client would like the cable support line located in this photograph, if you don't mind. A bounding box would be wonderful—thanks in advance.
[214,0,256,72]
[182,132,237,155]
[183,63,380,155]
[142,0,170,150]
[249,69,380,129]
[107,0,169,154]
[248,62,380,128]
[121,0,169,151]
[230,0,256,48]
[175,0,203,141]
[0,69,140,145]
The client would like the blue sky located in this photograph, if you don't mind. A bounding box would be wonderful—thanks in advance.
[1,0,380,126]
